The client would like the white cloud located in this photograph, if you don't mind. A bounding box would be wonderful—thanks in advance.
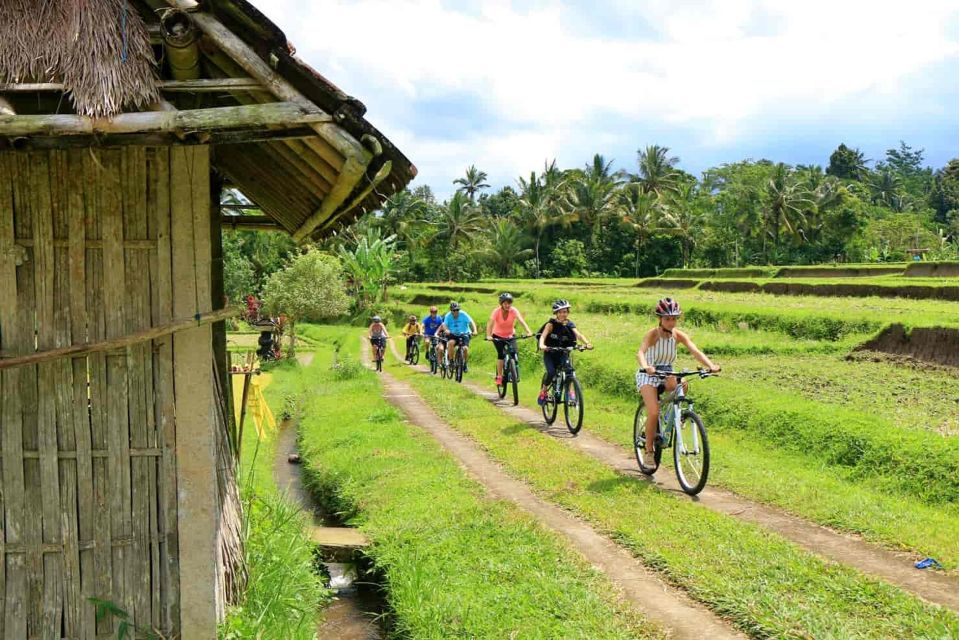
[254,0,959,193]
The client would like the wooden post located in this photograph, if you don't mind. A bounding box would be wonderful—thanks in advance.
[170,146,218,637]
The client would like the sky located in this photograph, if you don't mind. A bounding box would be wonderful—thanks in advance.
[255,0,959,199]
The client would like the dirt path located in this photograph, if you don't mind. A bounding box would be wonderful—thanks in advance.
[388,346,959,616]
[384,339,959,612]
[368,339,744,639]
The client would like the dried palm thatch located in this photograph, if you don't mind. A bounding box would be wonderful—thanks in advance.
[0,0,159,117]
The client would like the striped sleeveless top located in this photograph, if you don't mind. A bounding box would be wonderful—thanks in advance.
[644,333,676,367]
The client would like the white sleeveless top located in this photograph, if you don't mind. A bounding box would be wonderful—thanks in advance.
[644,333,676,367]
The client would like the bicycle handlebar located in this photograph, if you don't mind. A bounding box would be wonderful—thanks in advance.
[543,345,592,352]
[658,368,719,379]
[486,335,533,341]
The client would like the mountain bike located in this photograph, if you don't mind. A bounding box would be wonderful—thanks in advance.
[541,345,590,434]
[634,369,715,495]
[371,338,386,372]
[426,336,440,374]
[405,335,420,366]
[489,335,530,406]
[449,334,471,383]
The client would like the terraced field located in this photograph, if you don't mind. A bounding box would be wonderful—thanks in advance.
[249,272,959,638]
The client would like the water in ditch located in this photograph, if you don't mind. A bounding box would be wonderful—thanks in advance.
[272,419,387,639]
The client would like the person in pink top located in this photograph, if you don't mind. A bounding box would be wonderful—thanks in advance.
[486,293,533,386]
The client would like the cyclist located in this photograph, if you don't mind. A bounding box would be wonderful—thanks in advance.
[368,315,389,360]
[486,293,533,387]
[437,302,478,372]
[537,299,592,405]
[422,305,444,362]
[636,297,720,468]
[401,314,422,361]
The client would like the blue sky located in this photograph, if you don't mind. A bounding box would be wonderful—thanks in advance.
[256,0,959,199]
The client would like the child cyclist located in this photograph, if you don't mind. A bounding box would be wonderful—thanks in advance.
[368,315,389,358]
[401,314,422,360]
[486,293,534,387]
[636,297,720,468]
[537,299,592,405]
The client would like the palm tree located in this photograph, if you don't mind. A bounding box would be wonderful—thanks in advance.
[566,154,620,230]
[434,191,482,251]
[516,163,570,277]
[763,163,813,259]
[636,145,680,199]
[484,219,533,277]
[869,169,908,211]
[618,184,663,276]
[453,165,490,202]
[659,182,704,267]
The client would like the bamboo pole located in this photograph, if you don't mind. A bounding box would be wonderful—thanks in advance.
[162,0,378,241]
[0,102,330,138]
[0,79,267,93]
[0,307,238,371]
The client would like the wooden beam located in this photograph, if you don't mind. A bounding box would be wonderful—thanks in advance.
[0,79,268,93]
[0,126,317,151]
[0,308,238,370]
[0,102,329,138]
[219,215,284,231]
[163,0,377,239]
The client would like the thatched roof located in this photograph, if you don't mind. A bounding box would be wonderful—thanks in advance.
[0,0,416,241]
[0,0,159,117]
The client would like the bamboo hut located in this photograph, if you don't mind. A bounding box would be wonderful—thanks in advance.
[0,1,415,638]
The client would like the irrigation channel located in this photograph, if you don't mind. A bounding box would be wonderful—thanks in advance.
[363,339,744,640]
[272,358,387,638]
[386,339,959,614]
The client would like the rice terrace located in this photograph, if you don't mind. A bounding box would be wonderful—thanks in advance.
[3,1,959,639]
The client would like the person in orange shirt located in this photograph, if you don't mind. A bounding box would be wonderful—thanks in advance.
[486,293,533,386]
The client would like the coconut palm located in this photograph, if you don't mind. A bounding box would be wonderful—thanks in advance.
[566,154,620,230]
[763,163,814,258]
[869,169,908,211]
[659,182,704,267]
[618,184,664,276]
[453,165,490,202]
[517,163,571,276]
[636,145,681,199]
[484,219,533,277]
[434,191,482,250]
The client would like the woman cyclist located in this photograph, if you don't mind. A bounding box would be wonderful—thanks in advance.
[401,314,422,361]
[537,299,592,405]
[368,315,389,360]
[486,293,533,387]
[636,297,720,468]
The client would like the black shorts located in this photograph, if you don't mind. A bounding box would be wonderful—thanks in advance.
[448,333,471,348]
[370,336,386,348]
[491,335,516,359]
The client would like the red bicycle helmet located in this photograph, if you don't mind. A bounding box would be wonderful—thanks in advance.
[655,297,681,317]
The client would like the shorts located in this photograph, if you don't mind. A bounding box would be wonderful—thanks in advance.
[491,335,516,359]
[370,336,386,348]
[448,333,471,348]
[635,366,673,392]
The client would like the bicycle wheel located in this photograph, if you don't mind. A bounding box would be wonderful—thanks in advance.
[454,350,464,383]
[563,376,584,434]
[375,349,383,372]
[674,410,710,495]
[633,404,661,475]
[496,360,508,399]
[429,347,438,374]
[541,375,559,425]
[508,359,519,406]
[410,342,420,365]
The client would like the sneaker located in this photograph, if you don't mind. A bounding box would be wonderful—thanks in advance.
[495,376,503,386]
[464,364,469,373]
[537,390,547,406]
[642,449,657,469]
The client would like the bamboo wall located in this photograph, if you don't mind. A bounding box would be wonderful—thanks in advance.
[0,146,225,639]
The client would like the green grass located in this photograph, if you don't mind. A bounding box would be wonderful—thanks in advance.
[386,355,959,638]
[220,358,329,640]
[296,329,663,639]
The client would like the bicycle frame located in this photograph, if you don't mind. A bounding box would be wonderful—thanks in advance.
[657,379,700,453]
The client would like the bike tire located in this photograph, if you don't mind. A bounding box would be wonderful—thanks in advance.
[496,361,507,399]
[674,410,710,495]
[541,375,559,425]
[454,350,464,383]
[508,360,519,406]
[411,343,419,366]
[376,353,382,372]
[563,376,584,434]
[633,404,662,475]
[429,348,438,374]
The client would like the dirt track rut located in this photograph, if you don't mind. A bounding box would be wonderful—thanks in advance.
[368,339,744,639]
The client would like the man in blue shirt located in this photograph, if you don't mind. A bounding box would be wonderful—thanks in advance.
[437,302,478,372]
[422,306,444,338]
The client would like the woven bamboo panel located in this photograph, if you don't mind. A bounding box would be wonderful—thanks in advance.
[0,146,227,639]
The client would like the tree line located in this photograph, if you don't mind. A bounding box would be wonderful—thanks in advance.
[223,141,959,306]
